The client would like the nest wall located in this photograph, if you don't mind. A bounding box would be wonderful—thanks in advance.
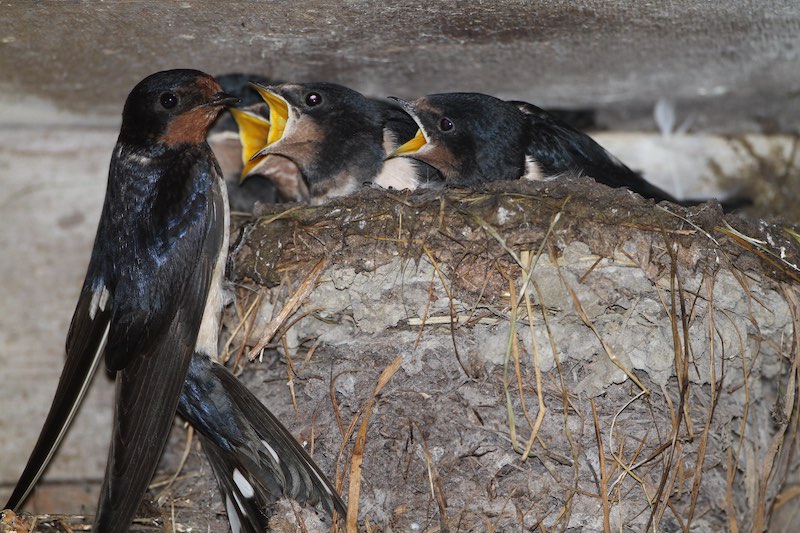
[219,181,800,532]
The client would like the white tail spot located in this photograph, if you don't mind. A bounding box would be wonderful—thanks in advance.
[233,491,248,517]
[261,439,281,465]
[233,468,255,499]
[225,494,242,533]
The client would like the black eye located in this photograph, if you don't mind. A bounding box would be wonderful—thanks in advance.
[305,92,322,106]
[160,92,178,109]
[439,117,454,132]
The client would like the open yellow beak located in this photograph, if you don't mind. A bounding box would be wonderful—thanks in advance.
[390,128,427,157]
[230,108,271,178]
[251,83,289,147]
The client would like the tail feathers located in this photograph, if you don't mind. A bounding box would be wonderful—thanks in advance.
[197,435,272,533]
[179,353,345,532]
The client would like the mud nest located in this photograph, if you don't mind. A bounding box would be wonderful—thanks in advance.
[208,178,800,532]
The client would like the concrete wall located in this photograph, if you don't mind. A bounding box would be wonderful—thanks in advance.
[2,1,799,131]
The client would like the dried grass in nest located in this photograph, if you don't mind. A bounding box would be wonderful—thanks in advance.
[227,179,800,532]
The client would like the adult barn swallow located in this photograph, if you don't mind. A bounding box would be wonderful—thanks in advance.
[5,70,343,532]
[389,92,678,203]
[4,69,235,531]
[241,82,441,203]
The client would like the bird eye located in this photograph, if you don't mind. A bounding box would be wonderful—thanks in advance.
[160,92,178,109]
[305,92,322,106]
[439,117,454,132]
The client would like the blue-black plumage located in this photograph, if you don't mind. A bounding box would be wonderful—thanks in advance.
[5,69,344,533]
[389,92,679,203]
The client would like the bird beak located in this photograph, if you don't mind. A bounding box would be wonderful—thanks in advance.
[230,108,271,179]
[250,83,289,151]
[385,98,456,178]
[390,128,428,157]
[388,96,414,114]
[387,97,431,158]
[208,92,240,107]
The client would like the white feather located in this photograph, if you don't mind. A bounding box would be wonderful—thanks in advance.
[261,439,281,465]
[225,494,242,533]
[88,286,110,320]
[373,158,420,191]
[522,155,545,181]
[233,468,255,499]
[232,491,248,517]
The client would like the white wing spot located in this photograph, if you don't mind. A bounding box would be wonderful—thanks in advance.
[233,468,255,499]
[88,286,110,320]
[261,439,281,465]
[99,287,109,310]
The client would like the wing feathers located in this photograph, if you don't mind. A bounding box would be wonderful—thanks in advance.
[515,101,678,203]
[93,274,211,531]
[5,285,111,510]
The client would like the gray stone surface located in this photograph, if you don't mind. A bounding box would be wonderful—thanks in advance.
[1,1,799,132]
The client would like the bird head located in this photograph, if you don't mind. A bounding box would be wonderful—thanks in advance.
[243,82,384,202]
[119,69,239,148]
[388,93,528,186]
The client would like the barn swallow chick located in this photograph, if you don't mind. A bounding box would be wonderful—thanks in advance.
[389,92,679,203]
[229,105,271,177]
[226,99,307,203]
[242,82,440,203]
[5,70,344,532]
[207,74,280,212]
